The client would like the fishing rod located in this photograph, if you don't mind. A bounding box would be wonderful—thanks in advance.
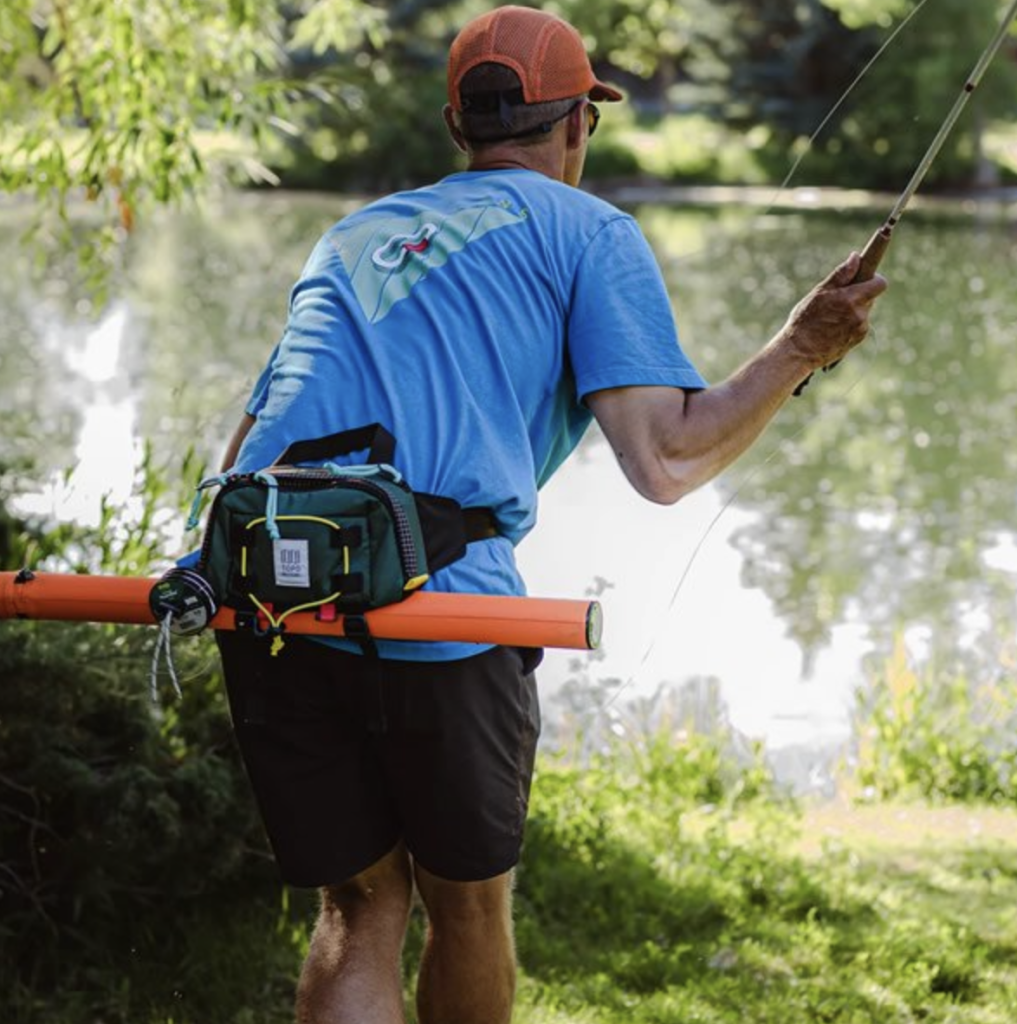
[796,0,1017,393]
[596,0,1017,721]
[0,569,602,651]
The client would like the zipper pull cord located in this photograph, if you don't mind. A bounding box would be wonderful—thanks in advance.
[323,461,403,484]
[185,472,231,531]
[252,471,281,540]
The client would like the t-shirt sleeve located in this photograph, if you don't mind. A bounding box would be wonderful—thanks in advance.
[567,215,707,401]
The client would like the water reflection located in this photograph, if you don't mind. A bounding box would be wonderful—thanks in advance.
[2,191,1016,750]
[664,206,1017,677]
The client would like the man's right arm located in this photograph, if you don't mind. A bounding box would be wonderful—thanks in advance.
[586,252,888,505]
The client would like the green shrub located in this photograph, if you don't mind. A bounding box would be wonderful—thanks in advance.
[0,620,279,1002]
[0,453,303,1022]
[618,113,770,185]
[852,634,1017,805]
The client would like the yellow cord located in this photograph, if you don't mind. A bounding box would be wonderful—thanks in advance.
[240,532,353,657]
[248,588,345,656]
[245,514,346,532]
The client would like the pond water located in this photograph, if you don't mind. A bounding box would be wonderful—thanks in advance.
[3,188,1017,765]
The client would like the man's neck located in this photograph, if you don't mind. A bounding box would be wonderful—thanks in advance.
[468,142,565,182]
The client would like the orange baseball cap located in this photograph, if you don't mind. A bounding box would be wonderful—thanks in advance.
[447,6,623,112]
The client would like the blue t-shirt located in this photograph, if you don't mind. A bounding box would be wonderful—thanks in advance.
[234,168,707,659]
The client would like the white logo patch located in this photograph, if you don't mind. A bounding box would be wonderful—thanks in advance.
[273,538,311,588]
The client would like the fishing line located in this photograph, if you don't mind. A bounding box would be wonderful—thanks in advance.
[767,0,935,203]
[645,0,936,272]
[592,0,944,724]
[592,338,875,726]
[599,0,1017,727]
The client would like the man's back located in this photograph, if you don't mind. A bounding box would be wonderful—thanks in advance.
[236,168,704,613]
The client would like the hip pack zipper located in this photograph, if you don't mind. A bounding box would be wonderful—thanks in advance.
[197,468,421,581]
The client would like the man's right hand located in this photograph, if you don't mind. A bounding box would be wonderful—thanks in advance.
[780,251,889,378]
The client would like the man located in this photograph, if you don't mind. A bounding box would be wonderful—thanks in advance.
[217,6,887,1023]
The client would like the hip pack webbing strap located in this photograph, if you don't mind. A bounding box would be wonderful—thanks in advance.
[278,423,396,467]
[275,425,498,573]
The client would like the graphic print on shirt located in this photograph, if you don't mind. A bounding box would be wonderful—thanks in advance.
[371,224,440,270]
[332,201,528,324]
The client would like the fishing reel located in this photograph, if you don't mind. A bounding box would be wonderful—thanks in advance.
[148,567,220,636]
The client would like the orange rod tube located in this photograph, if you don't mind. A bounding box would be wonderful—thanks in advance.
[0,571,602,650]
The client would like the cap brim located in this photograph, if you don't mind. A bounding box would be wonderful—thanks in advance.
[590,80,624,102]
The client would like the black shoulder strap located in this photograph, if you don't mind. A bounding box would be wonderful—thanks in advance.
[276,424,396,467]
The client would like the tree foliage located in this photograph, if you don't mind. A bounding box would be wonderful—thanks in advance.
[824,0,916,30]
[1,0,1014,226]
[820,0,1017,187]
[687,0,1017,188]
[0,0,380,234]
[689,0,873,130]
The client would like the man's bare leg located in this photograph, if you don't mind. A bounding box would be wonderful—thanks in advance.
[413,863,516,1024]
[296,843,413,1024]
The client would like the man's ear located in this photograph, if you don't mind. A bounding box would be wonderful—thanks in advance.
[564,102,585,150]
[443,104,468,153]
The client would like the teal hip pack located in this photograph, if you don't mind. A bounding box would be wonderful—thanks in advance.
[183,425,497,650]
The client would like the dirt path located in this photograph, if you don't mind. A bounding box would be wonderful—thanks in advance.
[798,798,1017,857]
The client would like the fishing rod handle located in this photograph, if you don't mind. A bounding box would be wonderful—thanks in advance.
[792,223,892,396]
[854,224,893,283]
[821,225,893,373]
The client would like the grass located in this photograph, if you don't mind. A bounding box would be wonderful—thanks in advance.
[9,739,1017,1023]
[507,789,1017,1023]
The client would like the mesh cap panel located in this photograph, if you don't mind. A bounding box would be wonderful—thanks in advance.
[448,6,622,111]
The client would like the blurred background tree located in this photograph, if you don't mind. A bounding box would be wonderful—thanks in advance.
[811,0,1016,186]
[1,0,1014,227]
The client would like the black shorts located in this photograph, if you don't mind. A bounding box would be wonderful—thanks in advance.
[216,632,542,887]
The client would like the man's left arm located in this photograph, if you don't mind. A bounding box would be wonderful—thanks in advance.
[220,412,257,472]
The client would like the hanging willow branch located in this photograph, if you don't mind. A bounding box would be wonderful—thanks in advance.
[0,0,383,241]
